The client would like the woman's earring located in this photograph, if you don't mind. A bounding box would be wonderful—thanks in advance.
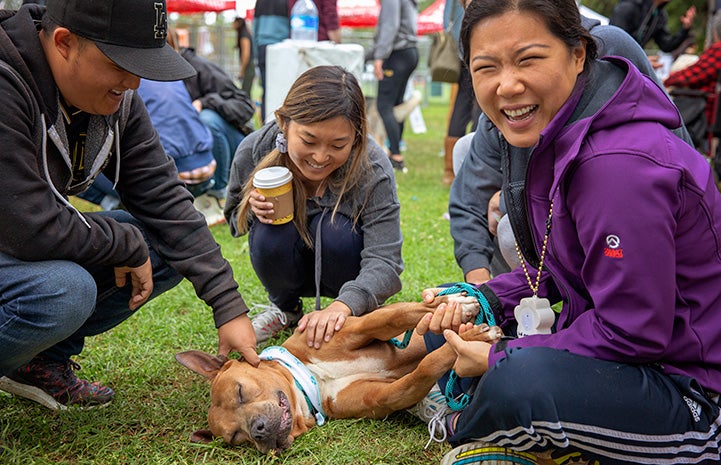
[276,133,288,153]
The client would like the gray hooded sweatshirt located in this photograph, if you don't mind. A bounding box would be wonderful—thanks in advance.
[225,121,404,315]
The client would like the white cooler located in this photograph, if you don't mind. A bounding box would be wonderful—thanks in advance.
[264,40,366,123]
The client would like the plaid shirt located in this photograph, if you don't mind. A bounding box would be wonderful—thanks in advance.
[664,41,721,122]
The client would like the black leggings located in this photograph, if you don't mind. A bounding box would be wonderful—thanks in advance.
[248,212,363,312]
[447,66,481,138]
[376,47,419,155]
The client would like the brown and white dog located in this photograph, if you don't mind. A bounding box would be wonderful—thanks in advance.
[176,295,501,454]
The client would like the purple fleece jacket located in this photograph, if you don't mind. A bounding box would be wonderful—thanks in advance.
[485,57,721,394]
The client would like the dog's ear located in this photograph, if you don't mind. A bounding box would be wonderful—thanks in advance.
[175,350,226,380]
[189,429,214,444]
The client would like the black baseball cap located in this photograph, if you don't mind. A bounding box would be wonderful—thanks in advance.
[45,0,196,81]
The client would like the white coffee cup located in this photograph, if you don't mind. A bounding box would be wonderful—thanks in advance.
[252,166,294,225]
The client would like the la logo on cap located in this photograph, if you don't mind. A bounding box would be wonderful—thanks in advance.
[153,2,167,40]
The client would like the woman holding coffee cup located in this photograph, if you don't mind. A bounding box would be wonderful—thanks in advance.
[225,65,403,348]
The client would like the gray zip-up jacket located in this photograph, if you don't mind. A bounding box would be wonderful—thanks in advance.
[0,5,248,328]
[225,121,404,315]
[370,0,418,61]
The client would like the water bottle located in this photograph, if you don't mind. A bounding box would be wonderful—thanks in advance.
[290,0,318,42]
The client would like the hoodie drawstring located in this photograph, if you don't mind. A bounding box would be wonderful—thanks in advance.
[40,114,91,228]
[112,121,120,189]
[314,208,329,311]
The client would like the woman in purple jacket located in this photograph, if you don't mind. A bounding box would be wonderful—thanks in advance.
[416,0,721,464]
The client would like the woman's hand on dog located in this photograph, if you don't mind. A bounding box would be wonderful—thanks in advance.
[421,287,443,305]
[417,286,503,378]
[298,301,352,349]
[444,327,492,378]
[416,293,469,335]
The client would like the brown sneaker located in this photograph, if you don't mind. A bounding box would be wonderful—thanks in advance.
[0,358,114,410]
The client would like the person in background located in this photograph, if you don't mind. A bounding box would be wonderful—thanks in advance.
[138,79,225,224]
[233,16,254,96]
[225,66,403,347]
[664,12,721,156]
[669,35,699,73]
[369,0,419,173]
[289,0,341,43]
[168,30,255,223]
[252,0,290,122]
[0,0,259,410]
[441,0,480,186]
[418,0,721,464]
[610,0,696,53]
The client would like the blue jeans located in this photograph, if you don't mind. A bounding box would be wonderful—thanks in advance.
[0,210,182,376]
[199,109,245,196]
[76,174,121,210]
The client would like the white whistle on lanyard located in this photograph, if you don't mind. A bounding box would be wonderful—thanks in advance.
[514,296,555,337]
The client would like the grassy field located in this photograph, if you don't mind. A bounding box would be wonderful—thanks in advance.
[0,87,467,465]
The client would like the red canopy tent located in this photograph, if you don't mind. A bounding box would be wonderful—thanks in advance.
[337,0,379,28]
[416,0,445,36]
[166,0,235,14]
[337,0,444,35]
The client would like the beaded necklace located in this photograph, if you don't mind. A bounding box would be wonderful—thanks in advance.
[513,201,556,336]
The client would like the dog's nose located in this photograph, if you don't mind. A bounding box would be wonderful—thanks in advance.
[250,415,271,440]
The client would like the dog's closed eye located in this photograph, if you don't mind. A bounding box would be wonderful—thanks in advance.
[237,383,243,404]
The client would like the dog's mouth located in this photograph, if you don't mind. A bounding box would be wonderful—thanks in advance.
[253,390,294,454]
[278,390,292,432]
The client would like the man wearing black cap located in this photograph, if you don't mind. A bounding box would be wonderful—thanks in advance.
[0,0,260,410]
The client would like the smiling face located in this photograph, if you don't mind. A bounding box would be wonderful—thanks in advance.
[284,116,355,190]
[44,28,141,115]
[468,11,585,148]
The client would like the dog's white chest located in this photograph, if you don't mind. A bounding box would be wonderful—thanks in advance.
[307,357,390,400]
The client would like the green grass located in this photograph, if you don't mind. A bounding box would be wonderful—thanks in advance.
[0,89,465,464]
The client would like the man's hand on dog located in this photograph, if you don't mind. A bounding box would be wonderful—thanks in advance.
[297,301,352,349]
[217,314,260,366]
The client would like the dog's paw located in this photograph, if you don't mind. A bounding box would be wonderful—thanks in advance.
[460,323,504,343]
[445,295,480,323]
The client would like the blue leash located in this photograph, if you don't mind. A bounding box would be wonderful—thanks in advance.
[437,282,494,326]
[390,283,494,411]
